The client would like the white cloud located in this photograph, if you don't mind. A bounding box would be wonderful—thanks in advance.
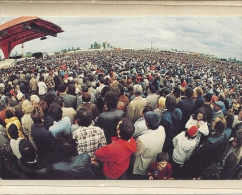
[0,16,241,60]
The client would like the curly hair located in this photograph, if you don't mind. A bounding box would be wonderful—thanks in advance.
[75,107,93,127]
[22,100,34,114]
[31,105,44,125]
[43,92,56,106]
[192,107,206,122]
[30,95,40,105]
[48,103,63,122]
[196,87,204,96]
[104,91,118,110]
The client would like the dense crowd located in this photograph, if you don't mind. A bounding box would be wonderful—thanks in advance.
[0,49,242,180]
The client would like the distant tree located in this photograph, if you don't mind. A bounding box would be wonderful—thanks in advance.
[25,52,33,57]
[107,43,110,48]
[102,42,105,49]
[76,47,80,50]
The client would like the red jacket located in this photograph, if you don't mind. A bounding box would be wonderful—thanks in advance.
[95,137,136,178]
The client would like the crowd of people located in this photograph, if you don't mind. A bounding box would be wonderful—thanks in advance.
[0,49,242,180]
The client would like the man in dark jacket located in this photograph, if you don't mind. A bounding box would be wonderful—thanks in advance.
[160,95,182,157]
[95,91,125,144]
[177,87,195,132]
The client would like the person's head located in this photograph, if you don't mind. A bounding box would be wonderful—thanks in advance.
[156,152,169,169]
[158,97,166,109]
[81,84,88,93]
[165,95,177,111]
[31,105,44,126]
[213,101,224,112]
[204,93,212,103]
[133,85,143,96]
[140,105,153,117]
[232,129,242,148]
[58,84,67,93]
[224,112,234,129]
[173,86,181,98]
[19,139,36,162]
[212,116,226,136]
[43,92,56,106]
[30,95,40,106]
[185,87,194,98]
[82,92,91,103]
[8,123,19,140]
[17,92,25,102]
[196,87,204,96]
[193,107,206,121]
[5,109,15,119]
[238,109,242,121]
[144,111,161,130]
[117,84,125,95]
[127,85,134,93]
[101,86,110,98]
[48,103,63,122]
[148,85,156,94]
[22,100,34,114]
[0,99,6,111]
[55,96,65,107]
[116,118,134,141]
[99,77,105,84]
[104,91,118,110]
[200,163,221,180]
[185,125,198,139]
[75,107,93,127]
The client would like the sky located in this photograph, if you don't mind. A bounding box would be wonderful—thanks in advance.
[0,16,242,60]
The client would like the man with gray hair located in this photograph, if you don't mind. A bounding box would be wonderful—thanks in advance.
[126,85,149,124]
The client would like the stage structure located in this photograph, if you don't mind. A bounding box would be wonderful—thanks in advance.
[0,16,64,59]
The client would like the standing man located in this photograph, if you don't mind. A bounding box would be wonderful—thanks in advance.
[132,111,166,178]
[93,118,136,180]
[45,71,55,92]
[29,74,38,95]
[126,85,149,124]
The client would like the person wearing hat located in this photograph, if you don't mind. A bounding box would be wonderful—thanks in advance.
[171,125,199,179]
[210,101,225,132]
[132,111,165,178]
[15,92,25,122]
[185,116,226,178]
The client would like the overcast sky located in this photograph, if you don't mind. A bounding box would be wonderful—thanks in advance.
[0,16,241,60]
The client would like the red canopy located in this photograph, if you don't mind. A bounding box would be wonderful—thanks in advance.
[0,16,64,59]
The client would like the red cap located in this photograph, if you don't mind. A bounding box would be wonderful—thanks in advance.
[187,126,198,137]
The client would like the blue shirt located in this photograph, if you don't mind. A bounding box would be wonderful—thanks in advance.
[49,116,71,136]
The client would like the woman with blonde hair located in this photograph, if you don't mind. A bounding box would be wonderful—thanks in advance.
[30,94,40,108]
[155,97,167,117]
[195,86,204,110]
[21,100,37,150]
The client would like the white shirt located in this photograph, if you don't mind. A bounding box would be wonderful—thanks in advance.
[38,81,47,95]
[10,137,23,159]
[172,131,197,165]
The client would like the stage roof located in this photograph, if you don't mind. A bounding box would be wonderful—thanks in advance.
[0,16,64,59]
